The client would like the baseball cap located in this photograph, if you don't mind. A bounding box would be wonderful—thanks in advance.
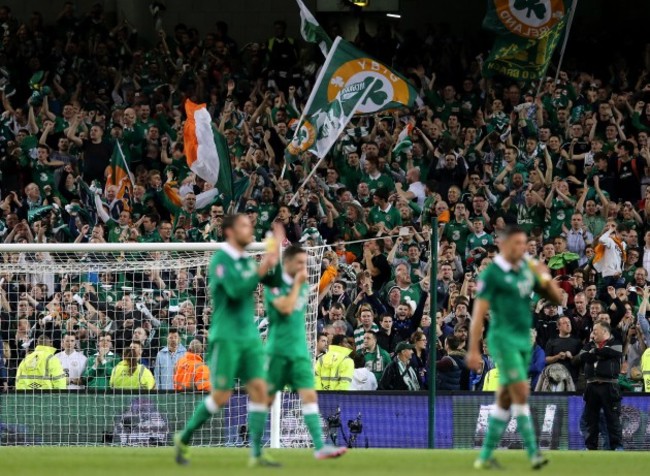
[395,341,415,353]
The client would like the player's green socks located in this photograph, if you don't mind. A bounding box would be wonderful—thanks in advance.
[512,403,538,458]
[302,403,325,451]
[180,395,220,444]
[478,405,510,461]
[248,402,269,458]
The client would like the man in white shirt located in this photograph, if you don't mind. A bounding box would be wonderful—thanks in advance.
[395,167,426,208]
[56,334,88,390]
[594,222,627,299]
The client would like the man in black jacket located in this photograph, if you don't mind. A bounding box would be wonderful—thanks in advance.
[577,321,623,450]
[376,314,398,355]
[378,341,420,391]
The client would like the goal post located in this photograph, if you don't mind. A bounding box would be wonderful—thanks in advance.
[0,242,323,448]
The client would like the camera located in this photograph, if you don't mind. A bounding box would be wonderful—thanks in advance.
[347,413,363,434]
[346,412,367,448]
[325,407,342,445]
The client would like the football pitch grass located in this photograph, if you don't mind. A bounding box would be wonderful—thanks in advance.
[2,447,649,476]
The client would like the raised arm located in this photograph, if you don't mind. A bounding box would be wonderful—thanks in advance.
[543,147,553,185]
[386,237,403,264]
[466,298,489,371]
[588,119,597,142]
[27,105,38,135]
[39,122,54,146]
[575,180,588,213]
[270,271,307,316]
[545,182,556,209]
[66,113,84,147]
[41,95,57,121]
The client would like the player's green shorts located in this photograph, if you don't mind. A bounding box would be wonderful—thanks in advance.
[487,339,531,387]
[206,338,265,390]
[266,354,314,394]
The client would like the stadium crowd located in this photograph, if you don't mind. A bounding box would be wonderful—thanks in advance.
[0,2,649,397]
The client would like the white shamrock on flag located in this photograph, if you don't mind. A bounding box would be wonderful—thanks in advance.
[331,76,344,87]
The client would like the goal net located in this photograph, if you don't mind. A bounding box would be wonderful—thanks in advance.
[0,243,323,447]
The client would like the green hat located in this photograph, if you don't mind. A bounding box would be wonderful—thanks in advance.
[28,205,53,223]
[29,71,45,90]
[395,341,415,353]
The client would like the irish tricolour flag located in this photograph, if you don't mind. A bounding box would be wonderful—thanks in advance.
[183,99,223,186]
[392,123,414,155]
[183,99,235,204]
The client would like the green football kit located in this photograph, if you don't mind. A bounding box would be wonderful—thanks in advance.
[476,255,543,386]
[264,274,313,393]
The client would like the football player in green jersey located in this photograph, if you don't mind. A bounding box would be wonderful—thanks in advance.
[264,245,347,460]
[175,214,283,468]
[467,226,562,470]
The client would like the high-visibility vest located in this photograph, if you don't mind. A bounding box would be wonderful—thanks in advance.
[110,361,156,390]
[314,345,354,391]
[641,349,650,393]
[173,353,210,391]
[16,345,67,390]
[483,367,500,392]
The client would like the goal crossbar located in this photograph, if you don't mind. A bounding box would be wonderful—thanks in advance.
[0,242,268,253]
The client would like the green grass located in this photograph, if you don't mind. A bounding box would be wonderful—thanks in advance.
[1,447,648,476]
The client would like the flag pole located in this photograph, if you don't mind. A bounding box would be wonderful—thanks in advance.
[427,217,438,449]
[535,0,578,98]
[552,0,579,85]
[115,140,135,184]
[288,156,326,207]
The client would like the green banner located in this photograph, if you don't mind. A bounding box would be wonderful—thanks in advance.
[286,36,418,161]
[483,0,572,80]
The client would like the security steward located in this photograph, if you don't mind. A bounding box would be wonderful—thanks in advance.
[314,335,354,390]
[576,321,623,450]
[642,347,650,392]
[16,334,67,390]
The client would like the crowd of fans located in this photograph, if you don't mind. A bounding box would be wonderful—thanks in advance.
[0,2,650,394]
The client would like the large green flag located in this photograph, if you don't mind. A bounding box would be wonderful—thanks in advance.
[482,0,573,80]
[286,36,419,161]
[296,0,332,57]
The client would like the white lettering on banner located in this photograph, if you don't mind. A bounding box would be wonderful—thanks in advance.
[475,403,558,450]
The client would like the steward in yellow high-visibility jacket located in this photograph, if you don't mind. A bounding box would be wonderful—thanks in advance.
[110,349,156,390]
[314,337,354,391]
[483,366,500,392]
[641,348,650,393]
[16,336,66,390]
